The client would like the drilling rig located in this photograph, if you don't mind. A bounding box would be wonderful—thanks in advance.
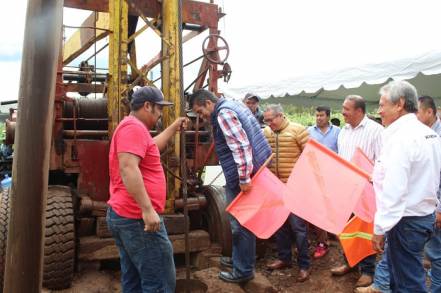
[0,0,232,290]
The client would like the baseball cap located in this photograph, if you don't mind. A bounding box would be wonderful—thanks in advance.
[131,86,174,106]
[243,93,261,102]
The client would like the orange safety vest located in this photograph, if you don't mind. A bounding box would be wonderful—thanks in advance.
[339,216,377,267]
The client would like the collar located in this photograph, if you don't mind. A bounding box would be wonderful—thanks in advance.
[383,113,417,137]
[275,117,290,133]
[314,123,333,134]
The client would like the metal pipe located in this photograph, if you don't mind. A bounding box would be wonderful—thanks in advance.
[0,100,18,106]
[3,0,63,292]
[63,130,108,137]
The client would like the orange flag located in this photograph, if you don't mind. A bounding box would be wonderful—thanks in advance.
[226,167,291,239]
[285,139,370,234]
[339,216,377,267]
[351,148,377,223]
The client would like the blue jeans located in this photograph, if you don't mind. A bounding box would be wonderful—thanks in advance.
[225,185,256,278]
[275,214,310,270]
[426,227,441,293]
[373,241,391,293]
[387,214,434,293]
[106,208,176,293]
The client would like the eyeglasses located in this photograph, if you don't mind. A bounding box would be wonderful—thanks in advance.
[263,114,281,124]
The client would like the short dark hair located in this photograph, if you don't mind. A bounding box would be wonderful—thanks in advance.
[345,95,366,114]
[418,95,437,116]
[188,89,218,108]
[316,106,331,116]
[330,117,341,127]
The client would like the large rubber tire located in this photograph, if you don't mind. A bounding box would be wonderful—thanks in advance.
[0,186,74,291]
[200,185,232,256]
[0,188,10,290]
[42,185,75,290]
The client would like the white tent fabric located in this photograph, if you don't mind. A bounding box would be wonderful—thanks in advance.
[221,50,441,101]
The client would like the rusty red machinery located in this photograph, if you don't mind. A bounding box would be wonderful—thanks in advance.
[0,0,233,290]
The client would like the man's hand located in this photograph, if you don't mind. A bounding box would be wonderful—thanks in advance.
[142,208,161,232]
[173,117,189,132]
[436,212,441,229]
[240,182,252,193]
[372,234,385,252]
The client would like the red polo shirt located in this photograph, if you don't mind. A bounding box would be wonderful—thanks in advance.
[108,116,166,218]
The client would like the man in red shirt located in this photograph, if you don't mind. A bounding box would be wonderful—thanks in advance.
[106,86,186,293]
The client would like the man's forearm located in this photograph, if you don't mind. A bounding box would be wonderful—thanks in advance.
[120,165,154,212]
[154,124,177,152]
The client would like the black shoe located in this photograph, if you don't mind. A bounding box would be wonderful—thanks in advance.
[218,271,254,283]
[220,256,233,268]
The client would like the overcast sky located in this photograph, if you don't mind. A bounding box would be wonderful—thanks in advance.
[2,0,441,100]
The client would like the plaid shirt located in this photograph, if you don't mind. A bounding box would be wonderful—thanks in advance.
[217,109,253,184]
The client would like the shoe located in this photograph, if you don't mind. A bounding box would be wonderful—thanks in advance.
[218,271,254,283]
[296,268,310,282]
[220,256,233,268]
[353,284,381,293]
[266,259,292,270]
[331,264,356,276]
[313,243,329,259]
[355,274,373,288]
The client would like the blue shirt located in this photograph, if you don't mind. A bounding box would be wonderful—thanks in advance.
[307,124,340,153]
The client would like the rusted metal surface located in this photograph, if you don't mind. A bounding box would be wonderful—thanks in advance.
[75,140,110,202]
[64,0,221,27]
[174,195,207,210]
[64,83,105,95]
[4,120,15,145]
[79,196,109,214]
[4,0,63,292]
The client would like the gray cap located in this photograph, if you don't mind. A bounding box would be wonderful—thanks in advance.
[131,86,173,106]
[243,93,261,102]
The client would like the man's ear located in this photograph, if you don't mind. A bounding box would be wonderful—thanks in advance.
[397,97,406,111]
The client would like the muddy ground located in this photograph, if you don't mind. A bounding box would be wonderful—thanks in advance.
[43,239,361,293]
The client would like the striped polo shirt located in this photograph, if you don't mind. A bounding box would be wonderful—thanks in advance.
[337,116,383,162]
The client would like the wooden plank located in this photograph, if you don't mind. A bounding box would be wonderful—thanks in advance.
[96,217,112,238]
[79,230,211,261]
[63,12,109,65]
[163,214,187,235]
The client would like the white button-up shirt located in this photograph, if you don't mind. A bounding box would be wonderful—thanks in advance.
[338,116,383,161]
[373,113,441,235]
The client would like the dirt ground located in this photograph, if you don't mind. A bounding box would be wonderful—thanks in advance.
[42,237,363,293]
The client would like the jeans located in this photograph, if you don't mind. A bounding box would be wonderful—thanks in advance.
[225,185,256,278]
[275,214,310,270]
[387,214,434,293]
[106,208,176,293]
[373,241,391,293]
[426,227,441,293]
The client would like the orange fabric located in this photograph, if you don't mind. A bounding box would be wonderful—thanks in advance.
[351,148,377,223]
[285,139,369,234]
[226,167,291,239]
[339,216,377,267]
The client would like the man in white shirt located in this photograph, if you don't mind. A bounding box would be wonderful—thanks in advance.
[331,95,383,289]
[372,81,441,292]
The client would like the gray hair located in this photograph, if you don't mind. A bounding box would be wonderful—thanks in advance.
[379,80,418,113]
[344,95,366,114]
[264,104,284,115]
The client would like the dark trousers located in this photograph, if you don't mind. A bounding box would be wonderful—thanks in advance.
[275,214,311,270]
[387,214,434,293]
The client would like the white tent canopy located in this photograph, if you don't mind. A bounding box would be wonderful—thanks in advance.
[221,50,441,103]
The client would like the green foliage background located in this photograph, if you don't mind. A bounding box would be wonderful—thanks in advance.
[262,104,345,127]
